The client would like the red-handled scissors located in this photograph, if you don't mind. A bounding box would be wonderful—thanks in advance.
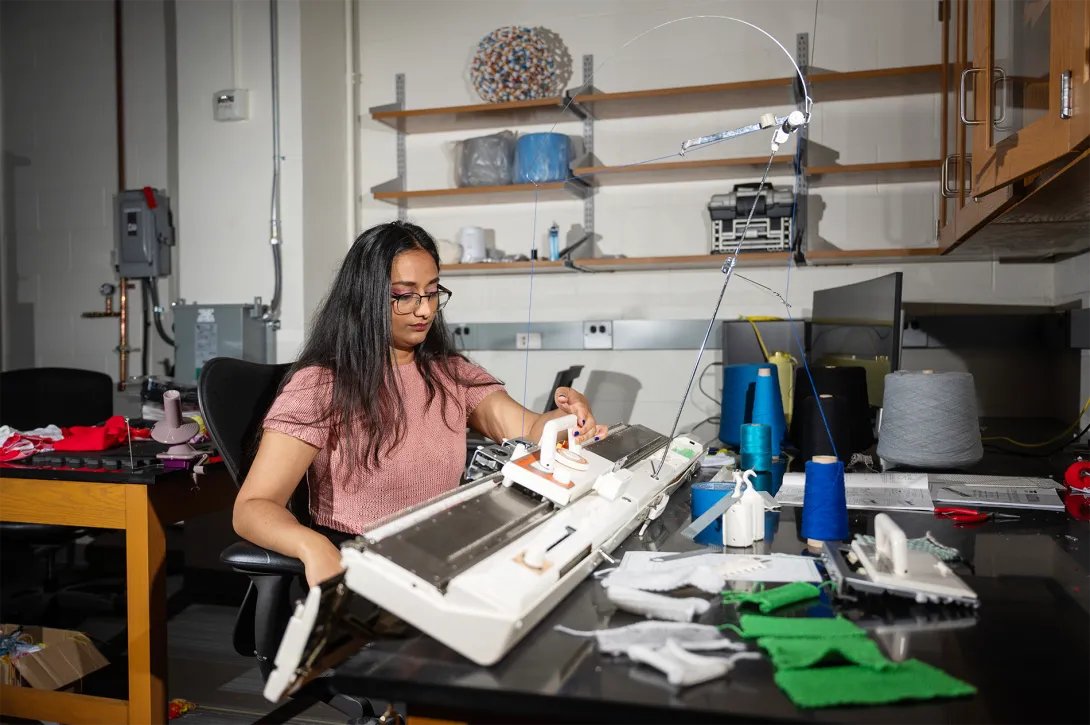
[935,507,1020,526]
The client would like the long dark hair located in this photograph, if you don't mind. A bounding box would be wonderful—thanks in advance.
[278,221,494,471]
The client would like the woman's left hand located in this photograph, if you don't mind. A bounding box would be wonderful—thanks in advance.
[553,387,609,445]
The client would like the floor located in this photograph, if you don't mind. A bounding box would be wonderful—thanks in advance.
[0,530,345,724]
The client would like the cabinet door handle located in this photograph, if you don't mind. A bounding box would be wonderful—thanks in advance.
[1061,70,1073,119]
[941,154,958,197]
[960,68,984,125]
[992,68,1008,128]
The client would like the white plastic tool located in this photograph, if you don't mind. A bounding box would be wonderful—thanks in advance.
[722,469,761,547]
[848,513,978,606]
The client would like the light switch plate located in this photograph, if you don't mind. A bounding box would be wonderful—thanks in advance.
[583,321,613,349]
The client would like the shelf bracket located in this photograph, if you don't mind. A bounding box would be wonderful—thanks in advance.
[793,33,809,266]
[370,73,408,221]
[581,54,595,244]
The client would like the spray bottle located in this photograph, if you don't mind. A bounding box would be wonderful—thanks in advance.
[548,223,560,261]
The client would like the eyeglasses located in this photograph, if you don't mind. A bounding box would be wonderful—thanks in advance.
[391,285,452,315]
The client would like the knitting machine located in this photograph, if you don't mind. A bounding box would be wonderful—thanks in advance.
[708,182,794,254]
[263,419,703,701]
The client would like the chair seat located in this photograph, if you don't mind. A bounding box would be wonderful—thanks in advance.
[221,541,305,576]
[0,522,85,544]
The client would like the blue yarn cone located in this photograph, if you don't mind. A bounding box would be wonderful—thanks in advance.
[801,457,849,542]
[719,363,776,447]
[751,369,787,456]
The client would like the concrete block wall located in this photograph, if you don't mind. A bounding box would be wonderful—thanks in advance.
[1,0,120,376]
[355,0,1064,433]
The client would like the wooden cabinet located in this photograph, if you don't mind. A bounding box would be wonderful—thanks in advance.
[970,0,1090,198]
[940,0,1018,248]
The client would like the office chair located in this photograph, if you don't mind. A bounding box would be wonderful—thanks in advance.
[197,358,376,722]
[0,367,118,622]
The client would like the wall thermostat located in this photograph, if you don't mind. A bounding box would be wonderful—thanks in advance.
[213,89,250,121]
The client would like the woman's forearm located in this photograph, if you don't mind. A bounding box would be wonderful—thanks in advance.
[233,497,334,561]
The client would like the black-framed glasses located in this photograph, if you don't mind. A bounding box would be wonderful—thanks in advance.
[391,284,452,315]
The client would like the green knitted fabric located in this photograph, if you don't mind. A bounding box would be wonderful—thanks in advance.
[724,614,867,639]
[758,636,893,671]
[774,659,977,709]
[721,582,823,613]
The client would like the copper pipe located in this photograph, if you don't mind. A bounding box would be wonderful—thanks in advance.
[118,278,129,391]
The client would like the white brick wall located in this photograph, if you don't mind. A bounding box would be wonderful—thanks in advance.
[175,0,308,363]
[354,0,1061,432]
[2,0,120,377]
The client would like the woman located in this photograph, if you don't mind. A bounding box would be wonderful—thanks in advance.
[233,221,607,586]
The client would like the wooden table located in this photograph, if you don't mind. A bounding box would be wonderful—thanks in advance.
[0,462,236,725]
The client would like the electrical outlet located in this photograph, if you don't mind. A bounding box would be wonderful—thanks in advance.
[516,332,542,350]
[583,321,613,350]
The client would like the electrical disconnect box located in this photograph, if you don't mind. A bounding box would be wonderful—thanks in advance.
[173,303,276,383]
[114,188,174,278]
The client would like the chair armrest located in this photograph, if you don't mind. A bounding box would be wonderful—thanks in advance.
[221,540,306,576]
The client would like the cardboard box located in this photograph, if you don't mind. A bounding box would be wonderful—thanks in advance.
[0,625,109,690]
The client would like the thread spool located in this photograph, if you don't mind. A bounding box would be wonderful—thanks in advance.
[751,368,787,457]
[719,363,776,447]
[789,366,873,454]
[801,455,848,548]
[690,481,734,546]
[799,394,854,464]
[876,370,983,469]
[739,423,772,474]
[768,351,797,426]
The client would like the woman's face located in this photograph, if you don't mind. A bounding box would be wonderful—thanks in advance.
[389,249,441,351]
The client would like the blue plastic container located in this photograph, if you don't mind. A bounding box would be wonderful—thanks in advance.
[514,133,570,184]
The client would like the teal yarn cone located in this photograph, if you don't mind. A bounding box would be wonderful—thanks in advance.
[751,367,786,456]
[719,363,776,448]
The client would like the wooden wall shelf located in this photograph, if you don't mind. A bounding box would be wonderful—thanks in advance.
[572,156,794,186]
[438,248,967,276]
[370,97,575,135]
[440,253,791,276]
[808,159,943,187]
[571,64,939,120]
[369,64,942,133]
[374,182,585,208]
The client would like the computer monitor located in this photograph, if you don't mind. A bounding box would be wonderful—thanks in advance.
[809,273,904,404]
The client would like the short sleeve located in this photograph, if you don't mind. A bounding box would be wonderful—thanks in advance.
[263,366,335,449]
[451,357,505,419]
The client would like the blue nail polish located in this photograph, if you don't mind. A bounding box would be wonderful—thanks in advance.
[581,419,586,426]
[594,436,600,441]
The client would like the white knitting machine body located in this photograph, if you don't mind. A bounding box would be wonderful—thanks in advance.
[263,420,703,701]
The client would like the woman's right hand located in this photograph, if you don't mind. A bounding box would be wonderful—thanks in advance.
[299,535,345,587]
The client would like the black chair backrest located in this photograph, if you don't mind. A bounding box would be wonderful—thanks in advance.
[543,365,584,413]
[197,358,310,522]
[0,367,114,430]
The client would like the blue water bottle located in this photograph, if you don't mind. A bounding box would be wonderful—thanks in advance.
[548,223,560,261]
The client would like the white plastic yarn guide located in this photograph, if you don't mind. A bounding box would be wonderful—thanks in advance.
[849,513,978,606]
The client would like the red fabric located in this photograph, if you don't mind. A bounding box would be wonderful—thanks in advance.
[53,416,151,452]
[0,433,56,462]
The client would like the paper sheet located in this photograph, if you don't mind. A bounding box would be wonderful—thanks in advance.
[775,472,933,512]
[617,551,823,583]
[930,475,1065,511]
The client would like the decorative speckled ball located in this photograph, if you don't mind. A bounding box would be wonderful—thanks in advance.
[470,26,557,104]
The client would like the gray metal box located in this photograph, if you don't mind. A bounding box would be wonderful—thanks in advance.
[114,188,174,278]
[173,303,276,383]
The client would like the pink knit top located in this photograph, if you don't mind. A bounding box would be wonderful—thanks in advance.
[262,358,505,534]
